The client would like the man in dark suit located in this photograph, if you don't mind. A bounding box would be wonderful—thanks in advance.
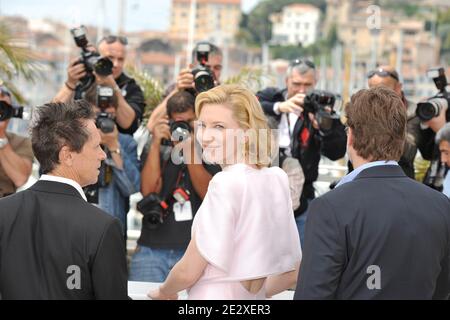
[295,87,450,300]
[0,101,128,300]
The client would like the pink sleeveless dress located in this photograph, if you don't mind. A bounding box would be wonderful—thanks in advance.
[188,164,302,300]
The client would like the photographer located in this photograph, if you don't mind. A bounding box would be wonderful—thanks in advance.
[436,123,450,197]
[147,42,223,132]
[256,58,347,245]
[0,86,33,198]
[129,90,220,283]
[54,31,145,135]
[415,67,450,190]
[83,84,140,237]
[367,66,435,178]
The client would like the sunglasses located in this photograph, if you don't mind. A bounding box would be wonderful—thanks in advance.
[290,58,316,69]
[101,35,128,46]
[367,68,399,82]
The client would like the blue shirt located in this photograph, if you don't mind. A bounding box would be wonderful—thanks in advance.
[336,160,399,188]
[98,134,141,235]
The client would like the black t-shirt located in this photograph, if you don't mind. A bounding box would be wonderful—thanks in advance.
[138,145,221,250]
[75,73,146,135]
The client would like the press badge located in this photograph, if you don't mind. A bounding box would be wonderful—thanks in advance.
[174,201,193,222]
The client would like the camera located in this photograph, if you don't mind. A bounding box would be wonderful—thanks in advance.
[303,90,340,131]
[191,42,215,93]
[70,26,113,91]
[0,101,24,122]
[416,67,450,122]
[161,120,192,146]
[137,193,169,229]
[0,101,32,122]
[95,86,116,133]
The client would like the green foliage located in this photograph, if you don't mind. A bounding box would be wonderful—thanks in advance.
[223,67,269,92]
[126,65,164,123]
[380,0,420,17]
[0,23,37,104]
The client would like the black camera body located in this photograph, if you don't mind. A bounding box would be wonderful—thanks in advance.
[416,67,450,122]
[0,101,24,122]
[303,90,339,131]
[95,86,116,133]
[161,120,192,146]
[191,42,215,93]
[70,26,113,91]
[137,193,169,229]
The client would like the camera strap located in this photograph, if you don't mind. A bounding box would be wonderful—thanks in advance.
[173,165,193,222]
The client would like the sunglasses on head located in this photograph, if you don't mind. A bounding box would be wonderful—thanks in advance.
[367,68,399,82]
[290,58,316,69]
[101,35,128,45]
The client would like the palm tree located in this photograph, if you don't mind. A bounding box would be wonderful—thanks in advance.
[0,22,36,104]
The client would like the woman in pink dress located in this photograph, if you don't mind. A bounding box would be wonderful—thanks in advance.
[149,84,302,300]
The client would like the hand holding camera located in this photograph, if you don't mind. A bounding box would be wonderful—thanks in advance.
[99,125,119,151]
[422,102,448,133]
[176,66,195,91]
[417,67,450,133]
[70,26,113,92]
[153,116,171,143]
[66,57,87,88]
[278,93,305,115]
[95,72,117,88]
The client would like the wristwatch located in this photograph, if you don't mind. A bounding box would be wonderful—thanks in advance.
[0,137,9,149]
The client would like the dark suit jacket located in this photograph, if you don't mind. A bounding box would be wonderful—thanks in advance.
[295,165,450,300]
[0,180,128,300]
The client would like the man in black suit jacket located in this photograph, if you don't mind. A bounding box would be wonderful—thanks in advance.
[0,101,128,300]
[295,87,450,300]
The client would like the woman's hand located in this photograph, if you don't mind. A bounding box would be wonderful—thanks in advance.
[147,286,178,300]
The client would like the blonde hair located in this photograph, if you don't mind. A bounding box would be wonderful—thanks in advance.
[195,84,274,168]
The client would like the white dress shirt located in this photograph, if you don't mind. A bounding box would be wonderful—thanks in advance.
[274,102,300,153]
[40,174,87,201]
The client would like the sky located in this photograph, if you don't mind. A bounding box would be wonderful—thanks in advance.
[1,0,261,33]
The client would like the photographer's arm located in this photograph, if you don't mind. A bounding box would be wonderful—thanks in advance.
[52,58,86,103]
[0,136,32,188]
[140,140,162,196]
[148,68,194,132]
[141,118,170,196]
[186,164,212,200]
[185,138,213,200]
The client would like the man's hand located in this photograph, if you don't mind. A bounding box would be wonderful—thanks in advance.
[148,287,178,300]
[152,116,171,143]
[0,120,7,138]
[95,73,117,88]
[278,93,305,115]
[309,106,332,130]
[99,126,120,151]
[67,58,87,88]
[176,65,195,91]
[423,103,448,133]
